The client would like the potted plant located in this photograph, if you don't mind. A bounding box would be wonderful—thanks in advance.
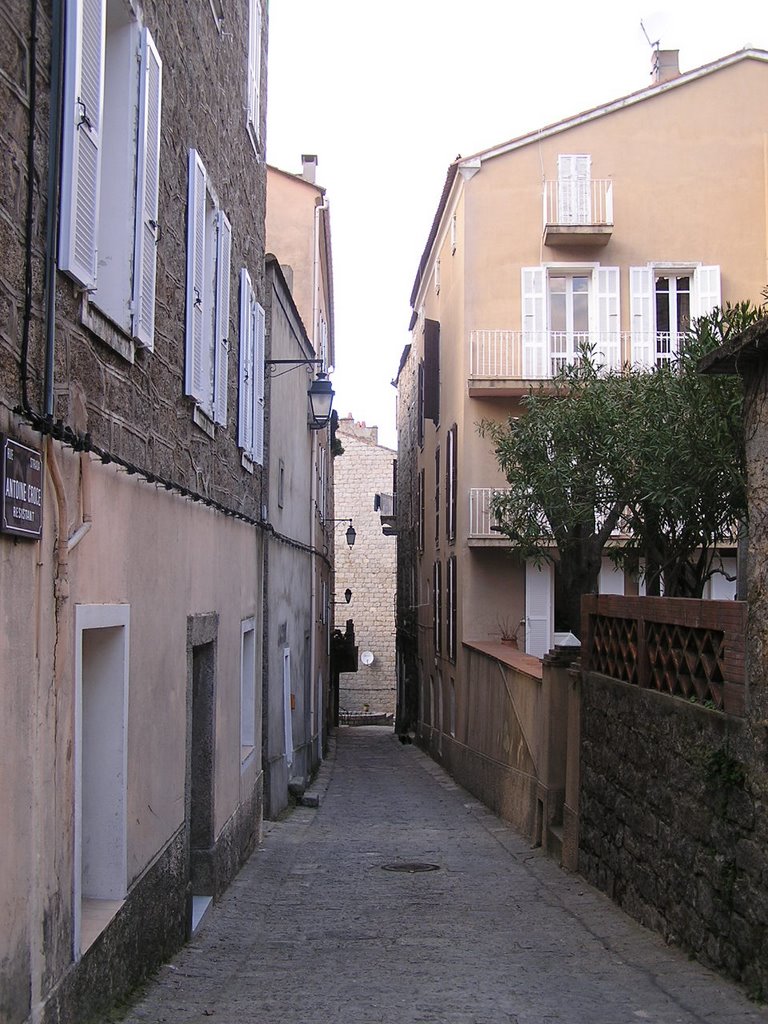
[496,615,522,647]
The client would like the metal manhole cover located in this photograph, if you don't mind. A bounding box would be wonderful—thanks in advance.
[380,862,440,873]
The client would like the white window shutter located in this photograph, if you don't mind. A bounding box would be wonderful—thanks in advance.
[132,28,162,349]
[630,266,655,367]
[593,266,621,369]
[185,150,207,403]
[525,560,553,659]
[59,0,105,289]
[521,267,546,377]
[557,154,591,224]
[599,558,624,595]
[694,265,721,317]
[213,211,232,425]
[247,0,262,141]
[238,269,255,453]
[253,301,266,465]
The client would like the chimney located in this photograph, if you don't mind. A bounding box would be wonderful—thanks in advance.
[651,49,680,85]
[301,154,317,184]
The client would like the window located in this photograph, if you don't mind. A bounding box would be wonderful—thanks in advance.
[240,618,256,763]
[630,265,720,367]
[433,560,442,656]
[557,154,591,224]
[446,425,457,543]
[60,0,162,349]
[521,265,619,376]
[417,469,425,553]
[417,361,425,448]
[434,447,440,547]
[186,151,232,426]
[238,268,265,462]
[447,555,457,662]
[247,0,263,151]
[423,319,440,425]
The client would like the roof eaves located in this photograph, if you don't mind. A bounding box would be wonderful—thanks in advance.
[463,48,768,166]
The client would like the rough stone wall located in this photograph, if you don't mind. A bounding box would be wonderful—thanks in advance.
[393,345,420,733]
[579,673,768,999]
[334,422,396,715]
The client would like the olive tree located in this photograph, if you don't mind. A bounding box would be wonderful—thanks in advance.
[482,300,764,634]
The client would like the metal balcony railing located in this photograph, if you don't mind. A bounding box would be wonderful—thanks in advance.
[469,488,510,537]
[469,331,688,379]
[543,179,613,227]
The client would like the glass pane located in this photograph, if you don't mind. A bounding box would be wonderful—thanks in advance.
[550,293,566,333]
[655,277,670,333]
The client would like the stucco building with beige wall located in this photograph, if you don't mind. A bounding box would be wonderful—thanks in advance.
[394,47,768,782]
[334,417,397,718]
[0,2,271,1021]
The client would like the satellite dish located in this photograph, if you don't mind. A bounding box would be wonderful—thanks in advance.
[360,651,374,666]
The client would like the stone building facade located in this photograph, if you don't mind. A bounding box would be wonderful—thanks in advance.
[1,2,271,1021]
[334,417,397,717]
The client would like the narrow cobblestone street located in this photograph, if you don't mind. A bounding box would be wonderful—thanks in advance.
[116,727,767,1024]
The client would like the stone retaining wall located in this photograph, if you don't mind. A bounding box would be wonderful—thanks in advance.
[579,672,768,999]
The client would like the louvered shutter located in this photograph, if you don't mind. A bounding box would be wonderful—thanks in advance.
[253,301,266,465]
[423,319,440,425]
[185,150,208,403]
[557,154,591,224]
[599,558,624,595]
[525,560,553,659]
[132,28,162,349]
[593,266,620,369]
[238,269,255,453]
[630,266,655,367]
[59,0,105,289]
[247,0,262,141]
[694,265,721,317]
[213,211,232,425]
[521,267,547,377]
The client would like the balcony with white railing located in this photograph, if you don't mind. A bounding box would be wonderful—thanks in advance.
[543,179,613,246]
[469,487,510,544]
[469,487,634,549]
[469,330,687,392]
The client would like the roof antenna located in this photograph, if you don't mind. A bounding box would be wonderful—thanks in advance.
[640,19,660,52]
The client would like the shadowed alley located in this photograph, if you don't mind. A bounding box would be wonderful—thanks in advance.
[116,727,766,1024]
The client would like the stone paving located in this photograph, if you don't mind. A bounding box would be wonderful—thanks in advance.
[115,727,768,1024]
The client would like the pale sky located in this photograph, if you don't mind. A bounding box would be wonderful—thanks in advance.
[266,1,766,450]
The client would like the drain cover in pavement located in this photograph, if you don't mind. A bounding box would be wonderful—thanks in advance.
[380,862,440,873]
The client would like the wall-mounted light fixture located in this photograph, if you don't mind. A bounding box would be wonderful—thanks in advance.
[264,358,335,431]
[333,588,353,605]
[325,517,356,547]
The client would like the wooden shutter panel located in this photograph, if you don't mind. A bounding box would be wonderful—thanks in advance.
[59,0,105,289]
[132,28,162,349]
[423,319,440,425]
[557,154,591,224]
[629,266,654,367]
[238,269,255,452]
[247,0,262,140]
[185,150,207,403]
[694,265,721,317]
[525,560,553,658]
[253,301,266,465]
[213,211,232,425]
[594,266,620,369]
[521,267,546,377]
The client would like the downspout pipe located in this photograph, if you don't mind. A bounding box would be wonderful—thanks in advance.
[44,0,66,417]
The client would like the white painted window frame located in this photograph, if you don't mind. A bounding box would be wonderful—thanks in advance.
[60,0,162,349]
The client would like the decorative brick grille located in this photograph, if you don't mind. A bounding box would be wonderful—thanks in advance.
[582,595,747,716]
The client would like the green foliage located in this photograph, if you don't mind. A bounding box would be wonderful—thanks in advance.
[480,300,766,626]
